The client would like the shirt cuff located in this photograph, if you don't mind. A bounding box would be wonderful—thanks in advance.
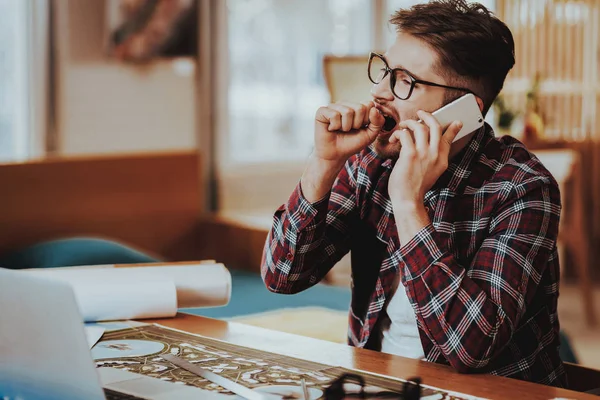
[397,223,446,282]
[284,181,330,232]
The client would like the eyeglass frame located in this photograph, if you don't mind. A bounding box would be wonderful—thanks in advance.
[323,372,423,399]
[367,52,475,101]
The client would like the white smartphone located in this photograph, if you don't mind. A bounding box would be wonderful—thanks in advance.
[429,93,484,143]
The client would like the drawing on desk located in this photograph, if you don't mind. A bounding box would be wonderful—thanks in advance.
[92,339,165,359]
[93,324,480,399]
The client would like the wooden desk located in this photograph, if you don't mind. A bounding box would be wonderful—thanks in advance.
[146,313,596,400]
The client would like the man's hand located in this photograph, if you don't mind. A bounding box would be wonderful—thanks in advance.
[314,101,385,164]
[388,110,462,206]
[301,102,385,203]
[388,110,462,246]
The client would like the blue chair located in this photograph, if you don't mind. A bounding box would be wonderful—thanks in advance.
[0,238,157,270]
[559,331,578,364]
[186,269,351,319]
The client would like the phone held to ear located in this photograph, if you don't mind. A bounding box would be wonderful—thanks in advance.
[428,93,484,143]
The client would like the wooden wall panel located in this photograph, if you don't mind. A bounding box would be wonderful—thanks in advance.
[195,215,269,273]
[0,151,203,261]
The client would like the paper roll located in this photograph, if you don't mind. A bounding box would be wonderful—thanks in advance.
[21,263,232,322]
[132,264,232,309]
[22,268,178,322]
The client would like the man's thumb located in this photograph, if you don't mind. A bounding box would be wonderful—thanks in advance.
[365,107,385,141]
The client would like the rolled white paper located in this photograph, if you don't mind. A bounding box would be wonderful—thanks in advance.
[21,263,231,322]
[136,264,232,309]
[22,268,178,322]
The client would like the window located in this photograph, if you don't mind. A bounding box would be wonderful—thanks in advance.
[224,0,373,165]
[216,0,498,212]
[0,0,30,162]
[222,0,497,167]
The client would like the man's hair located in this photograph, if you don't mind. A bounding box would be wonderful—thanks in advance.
[390,0,515,114]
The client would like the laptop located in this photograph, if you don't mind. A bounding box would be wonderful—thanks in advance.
[0,267,229,400]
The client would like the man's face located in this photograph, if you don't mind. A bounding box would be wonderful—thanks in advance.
[371,32,449,159]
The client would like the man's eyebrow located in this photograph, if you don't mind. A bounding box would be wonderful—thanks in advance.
[381,54,425,81]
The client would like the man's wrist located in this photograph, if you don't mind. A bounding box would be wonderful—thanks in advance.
[391,200,425,215]
[310,154,346,174]
[300,154,346,203]
[392,201,430,246]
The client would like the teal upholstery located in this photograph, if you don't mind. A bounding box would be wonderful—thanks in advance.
[0,238,157,270]
[186,270,352,319]
[559,331,578,364]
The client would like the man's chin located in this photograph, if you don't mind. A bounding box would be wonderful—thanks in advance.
[373,136,400,159]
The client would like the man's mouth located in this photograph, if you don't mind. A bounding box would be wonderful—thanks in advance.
[382,115,397,132]
[374,106,398,133]
[373,106,398,133]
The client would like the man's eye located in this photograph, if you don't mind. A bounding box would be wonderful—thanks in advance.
[401,79,411,85]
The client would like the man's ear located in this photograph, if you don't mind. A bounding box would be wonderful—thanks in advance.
[475,96,484,112]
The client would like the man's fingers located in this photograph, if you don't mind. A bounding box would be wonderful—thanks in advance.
[316,107,342,131]
[361,101,375,127]
[441,121,463,149]
[417,110,442,145]
[398,119,429,151]
[316,101,377,133]
[363,107,385,142]
[328,104,355,132]
[398,119,427,134]
[338,101,370,130]
[389,129,401,144]
[398,129,415,152]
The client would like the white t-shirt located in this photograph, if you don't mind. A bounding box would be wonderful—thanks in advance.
[380,276,426,359]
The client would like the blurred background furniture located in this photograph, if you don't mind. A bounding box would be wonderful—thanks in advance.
[323,54,374,103]
[534,149,596,326]
[0,151,203,263]
[564,362,600,393]
[0,238,157,270]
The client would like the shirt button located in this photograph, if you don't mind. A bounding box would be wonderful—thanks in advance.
[286,253,294,260]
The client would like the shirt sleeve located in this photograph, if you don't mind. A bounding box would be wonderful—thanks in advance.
[261,155,360,294]
[398,177,561,372]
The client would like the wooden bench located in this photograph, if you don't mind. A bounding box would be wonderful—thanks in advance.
[0,151,203,261]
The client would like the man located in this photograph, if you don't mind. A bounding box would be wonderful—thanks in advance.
[261,0,565,387]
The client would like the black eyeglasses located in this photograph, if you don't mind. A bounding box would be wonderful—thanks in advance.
[323,372,423,400]
[368,52,474,100]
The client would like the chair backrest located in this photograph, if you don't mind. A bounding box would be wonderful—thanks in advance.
[323,55,373,103]
[564,362,600,392]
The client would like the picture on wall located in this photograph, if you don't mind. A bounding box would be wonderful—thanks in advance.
[105,0,198,63]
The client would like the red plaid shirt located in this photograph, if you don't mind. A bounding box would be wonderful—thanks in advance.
[261,124,566,387]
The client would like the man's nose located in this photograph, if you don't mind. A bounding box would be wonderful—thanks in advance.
[370,75,394,102]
